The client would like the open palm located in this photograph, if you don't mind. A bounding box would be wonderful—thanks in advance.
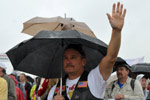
[107,2,126,31]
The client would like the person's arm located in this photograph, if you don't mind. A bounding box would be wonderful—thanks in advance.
[8,78,17,100]
[99,2,126,81]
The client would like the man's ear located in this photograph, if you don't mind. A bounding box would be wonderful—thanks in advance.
[82,58,86,67]
[127,69,130,75]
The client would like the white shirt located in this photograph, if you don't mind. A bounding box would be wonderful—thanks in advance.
[66,76,80,99]
[47,66,107,100]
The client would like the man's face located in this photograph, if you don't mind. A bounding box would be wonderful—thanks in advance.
[20,74,26,82]
[0,67,4,77]
[64,48,86,75]
[140,77,147,89]
[116,66,129,80]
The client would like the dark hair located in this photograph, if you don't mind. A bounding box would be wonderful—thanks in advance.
[142,75,148,79]
[20,73,26,78]
[65,44,86,58]
[2,69,6,74]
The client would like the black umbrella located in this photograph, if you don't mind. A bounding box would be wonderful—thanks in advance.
[131,63,150,77]
[6,30,107,78]
[131,63,150,72]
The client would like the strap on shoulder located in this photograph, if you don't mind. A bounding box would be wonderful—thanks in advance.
[130,79,135,91]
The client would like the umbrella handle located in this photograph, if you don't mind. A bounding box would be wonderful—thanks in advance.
[60,78,62,95]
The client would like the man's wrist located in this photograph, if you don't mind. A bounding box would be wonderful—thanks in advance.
[112,28,122,33]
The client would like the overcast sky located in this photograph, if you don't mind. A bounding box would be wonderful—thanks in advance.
[0,0,150,74]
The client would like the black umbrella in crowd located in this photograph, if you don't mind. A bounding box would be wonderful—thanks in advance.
[131,63,150,77]
[6,30,107,78]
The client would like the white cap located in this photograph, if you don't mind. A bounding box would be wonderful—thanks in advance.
[136,74,145,80]
[0,62,7,69]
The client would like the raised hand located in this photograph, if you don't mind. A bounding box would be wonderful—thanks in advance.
[107,2,126,31]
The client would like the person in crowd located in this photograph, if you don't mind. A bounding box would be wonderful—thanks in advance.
[0,62,17,100]
[26,75,34,85]
[136,74,149,99]
[30,77,41,100]
[20,73,32,100]
[11,71,27,98]
[9,74,25,100]
[0,77,8,100]
[104,61,144,100]
[47,2,126,100]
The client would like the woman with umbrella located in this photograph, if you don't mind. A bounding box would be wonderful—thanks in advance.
[47,2,126,100]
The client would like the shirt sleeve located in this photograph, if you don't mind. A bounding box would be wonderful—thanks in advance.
[8,77,17,100]
[88,66,107,99]
[47,85,56,100]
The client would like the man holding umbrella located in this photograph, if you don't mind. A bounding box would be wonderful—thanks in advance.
[47,2,126,100]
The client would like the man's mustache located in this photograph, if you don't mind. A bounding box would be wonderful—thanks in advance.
[117,73,122,76]
[66,64,74,68]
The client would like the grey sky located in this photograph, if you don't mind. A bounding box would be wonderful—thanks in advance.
[0,0,150,73]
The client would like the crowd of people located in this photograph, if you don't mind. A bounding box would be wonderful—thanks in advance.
[0,63,58,100]
[1,61,150,100]
[1,2,150,100]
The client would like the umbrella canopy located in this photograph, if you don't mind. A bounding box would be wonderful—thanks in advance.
[131,63,150,78]
[131,63,150,73]
[22,16,96,38]
[7,30,107,78]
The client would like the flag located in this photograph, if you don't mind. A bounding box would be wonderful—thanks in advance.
[55,85,65,93]
[78,81,88,88]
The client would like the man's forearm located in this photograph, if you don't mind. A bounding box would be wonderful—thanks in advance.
[107,29,121,63]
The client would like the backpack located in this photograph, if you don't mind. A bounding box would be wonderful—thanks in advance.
[111,79,135,91]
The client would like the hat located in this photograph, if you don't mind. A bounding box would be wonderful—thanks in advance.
[114,57,131,71]
[136,74,145,80]
[11,71,17,77]
[0,62,6,69]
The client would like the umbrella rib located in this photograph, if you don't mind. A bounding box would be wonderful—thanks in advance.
[53,23,63,31]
